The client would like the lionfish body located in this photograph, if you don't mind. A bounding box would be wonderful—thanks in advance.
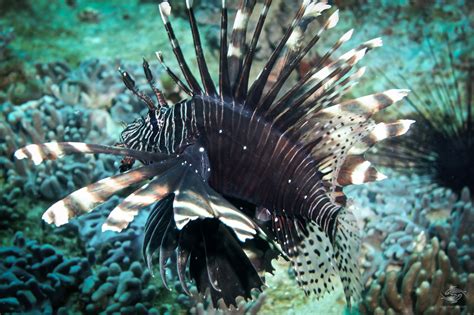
[15,0,414,308]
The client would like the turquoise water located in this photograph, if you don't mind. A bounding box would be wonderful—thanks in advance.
[0,0,472,314]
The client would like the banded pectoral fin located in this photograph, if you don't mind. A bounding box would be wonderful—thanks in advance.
[13,141,177,226]
[42,159,178,226]
[141,162,281,307]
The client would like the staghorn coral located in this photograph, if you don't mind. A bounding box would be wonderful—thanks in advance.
[360,237,474,314]
[0,232,91,314]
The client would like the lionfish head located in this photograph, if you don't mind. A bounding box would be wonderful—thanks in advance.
[119,108,166,151]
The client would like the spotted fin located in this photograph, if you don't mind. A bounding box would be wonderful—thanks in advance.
[271,216,339,299]
[294,221,340,298]
[333,209,362,308]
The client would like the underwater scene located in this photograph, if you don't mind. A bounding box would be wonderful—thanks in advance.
[0,0,473,314]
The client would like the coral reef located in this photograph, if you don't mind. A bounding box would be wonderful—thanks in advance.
[427,187,474,279]
[360,237,474,314]
[0,232,91,313]
[0,96,116,200]
[189,291,267,315]
[56,196,148,267]
[80,261,164,314]
[37,59,125,109]
[77,7,101,23]
[0,0,473,314]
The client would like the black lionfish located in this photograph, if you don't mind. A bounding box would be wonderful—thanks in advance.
[15,0,413,308]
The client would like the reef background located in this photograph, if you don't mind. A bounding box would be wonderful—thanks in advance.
[0,0,472,314]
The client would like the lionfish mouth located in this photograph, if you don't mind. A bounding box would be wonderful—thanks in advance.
[14,0,413,309]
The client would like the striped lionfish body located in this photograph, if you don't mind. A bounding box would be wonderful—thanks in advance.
[15,0,414,308]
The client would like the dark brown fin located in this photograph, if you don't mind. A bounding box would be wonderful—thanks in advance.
[234,0,272,102]
[142,58,168,107]
[189,219,264,307]
[255,8,339,114]
[40,161,175,226]
[118,67,156,111]
[227,0,257,92]
[142,188,273,307]
[246,1,309,109]
[159,216,179,290]
[185,0,217,96]
[155,51,193,96]
[176,230,193,295]
[158,2,202,94]
[14,142,172,165]
[219,0,231,99]
[143,193,175,277]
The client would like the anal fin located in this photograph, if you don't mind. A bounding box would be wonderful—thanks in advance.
[334,209,362,308]
[271,216,339,299]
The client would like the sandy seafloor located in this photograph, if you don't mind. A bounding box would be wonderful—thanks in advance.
[0,0,473,314]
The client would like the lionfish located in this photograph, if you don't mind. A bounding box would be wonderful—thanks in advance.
[15,0,413,308]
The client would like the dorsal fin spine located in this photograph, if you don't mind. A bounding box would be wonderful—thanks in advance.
[186,0,217,96]
[219,0,231,99]
[257,10,341,116]
[159,2,202,94]
[234,0,273,103]
[247,1,309,109]
[155,51,193,96]
[268,21,352,117]
[227,0,257,92]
